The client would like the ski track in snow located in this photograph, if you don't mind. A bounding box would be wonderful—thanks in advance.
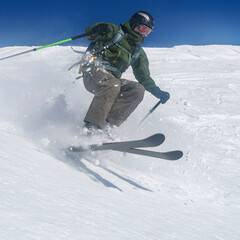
[0,45,240,239]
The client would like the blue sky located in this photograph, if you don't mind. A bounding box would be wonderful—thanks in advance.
[0,0,239,48]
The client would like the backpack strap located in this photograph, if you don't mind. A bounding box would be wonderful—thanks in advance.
[104,27,125,48]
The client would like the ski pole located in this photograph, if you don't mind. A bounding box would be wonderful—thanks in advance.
[140,100,162,124]
[0,31,92,62]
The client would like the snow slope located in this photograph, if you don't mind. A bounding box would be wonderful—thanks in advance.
[0,45,240,239]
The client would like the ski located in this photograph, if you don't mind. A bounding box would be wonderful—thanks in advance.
[110,148,183,160]
[91,133,165,151]
[69,133,165,152]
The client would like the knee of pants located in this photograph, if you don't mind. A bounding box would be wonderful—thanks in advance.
[100,80,121,101]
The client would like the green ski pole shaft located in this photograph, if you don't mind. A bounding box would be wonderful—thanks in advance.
[0,32,92,62]
[140,100,162,124]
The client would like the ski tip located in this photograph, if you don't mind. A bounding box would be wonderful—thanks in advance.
[171,150,184,160]
[150,133,165,145]
[153,133,165,138]
[179,151,184,158]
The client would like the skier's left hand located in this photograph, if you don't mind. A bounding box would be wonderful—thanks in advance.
[151,86,170,104]
[91,23,111,36]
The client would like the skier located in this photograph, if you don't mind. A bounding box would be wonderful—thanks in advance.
[82,11,170,134]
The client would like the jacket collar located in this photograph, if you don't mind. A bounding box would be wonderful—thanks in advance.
[120,20,144,45]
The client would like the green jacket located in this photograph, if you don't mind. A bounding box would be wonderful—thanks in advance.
[85,21,156,92]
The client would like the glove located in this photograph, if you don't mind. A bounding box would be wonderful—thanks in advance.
[151,86,170,104]
[91,23,111,36]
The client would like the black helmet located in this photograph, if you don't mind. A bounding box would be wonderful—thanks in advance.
[130,11,154,30]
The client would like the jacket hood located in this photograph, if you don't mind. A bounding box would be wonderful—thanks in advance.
[120,20,144,45]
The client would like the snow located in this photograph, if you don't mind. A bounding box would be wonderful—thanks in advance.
[0,45,240,239]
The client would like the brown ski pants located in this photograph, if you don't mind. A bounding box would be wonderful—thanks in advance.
[83,68,145,128]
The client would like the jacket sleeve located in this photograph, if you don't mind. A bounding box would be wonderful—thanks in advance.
[85,22,119,43]
[131,48,156,92]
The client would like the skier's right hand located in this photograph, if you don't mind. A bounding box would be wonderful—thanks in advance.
[91,23,111,36]
[151,86,170,104]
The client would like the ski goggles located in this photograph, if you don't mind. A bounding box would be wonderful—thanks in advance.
[134,24,153,37]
